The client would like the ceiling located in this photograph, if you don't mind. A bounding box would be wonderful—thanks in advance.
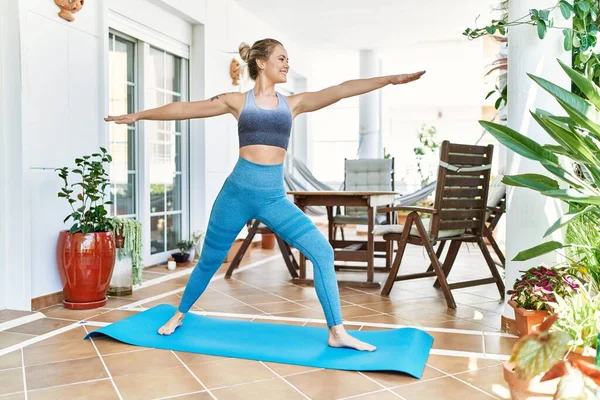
[234,0,495,51]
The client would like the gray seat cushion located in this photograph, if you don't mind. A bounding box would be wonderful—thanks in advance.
[372,217,464,239]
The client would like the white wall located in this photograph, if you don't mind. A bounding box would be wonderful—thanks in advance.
[0,0,315,309]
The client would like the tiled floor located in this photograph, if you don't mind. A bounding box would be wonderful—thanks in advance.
[0,229,514,399]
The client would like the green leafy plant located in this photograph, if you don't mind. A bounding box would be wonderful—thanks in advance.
[413,124,440,186]
[548,287,600,352]
[112,217,143,285]
[480,59,600,262]
[509,314,600,399]
[177,239,193,254]
[566,213,600,291]
[465,0,600,102]
[508,265,580,311]
[56,147,114,234]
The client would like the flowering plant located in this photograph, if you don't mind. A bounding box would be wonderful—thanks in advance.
[508,265,580,311]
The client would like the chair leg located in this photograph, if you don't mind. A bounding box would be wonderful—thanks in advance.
[477,237,506,299]
[381,215,414,296]
[484,225,505,268]
[333,226,338,240]
[340,227,345,241]
[413,217,457,309]
[276,236,299,278]
[426,241,446,273]
[433,240,461,289]
[225,220,258,279]
[385,239,394,270]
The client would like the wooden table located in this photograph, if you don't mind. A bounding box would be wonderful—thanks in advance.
[288,191,397,288]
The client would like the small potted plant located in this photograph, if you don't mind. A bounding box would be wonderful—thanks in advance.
[107,217,143,296]
[508,265,579,336]
[56,148,116,309]
[173,239,193,263]
[547,286,599,364]
[504,314,600,400]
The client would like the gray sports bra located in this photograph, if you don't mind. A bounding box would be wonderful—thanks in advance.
[238,89,292,150]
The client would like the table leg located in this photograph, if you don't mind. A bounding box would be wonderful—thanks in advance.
[367,205,375,283]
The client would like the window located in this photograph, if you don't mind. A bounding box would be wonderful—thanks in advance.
[108,33,137,218]
[108,30,189,262]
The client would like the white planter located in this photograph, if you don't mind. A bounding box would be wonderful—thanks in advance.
[108,252,133,296]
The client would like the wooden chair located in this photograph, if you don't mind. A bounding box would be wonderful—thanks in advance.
[374,141,505,309]
[224,219,299,279]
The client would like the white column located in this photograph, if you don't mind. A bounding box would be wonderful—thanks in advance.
[358,50,381,159]
[0,0,32,310]
[503,0,571,319]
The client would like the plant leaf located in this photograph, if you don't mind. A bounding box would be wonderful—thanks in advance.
[544,205,596,237]
[502,174,560,192]
[513,241,567,261]
[558,58,600,111]
[514,330,571,379]
[541,189,600,204]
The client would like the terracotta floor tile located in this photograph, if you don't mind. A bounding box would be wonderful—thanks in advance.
[353,315,412,326]
[338,293,390,305]
[253,301,310,314]
[104,297,136,309]
[426,355,503,375]
[454,364,511,399]
[112,365,204,399]
[27,379,119,400]
[426,331,485,353]
[87,310,140,323]
[270,308,325,320]
[40,306,107,321]
[103,348,181,377]
[0,332,36,350]
[262,361,322,377]
[187,358,276,389]
[88,336,145,356]
[426,319,498,332]
[5,318,73,336]
[0,367,24,396]
[25,356,107,391]
[234,293,287,304]
[347,389,404,399]
[28,326,87,348]
[0,311,36,323]
[23,336,97,366]
[341,305,383,319]
[393,376,495,399]
[202,304,265,315]
[286,369,382,400]
[174,351,227,366]
[212,377,307,400]
[362,365,445,388]
[391,309,457,325]
[251,318,305,326]
[163,391,213,399]
[0,392,25,400]
[0,350,22,371]
[484,335,518,356]
[144,294,182,308]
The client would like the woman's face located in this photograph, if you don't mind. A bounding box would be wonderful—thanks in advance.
[259,45,289,84]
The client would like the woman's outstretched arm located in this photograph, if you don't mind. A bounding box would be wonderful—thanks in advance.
[104,92,243,124]
[288,71,425,117]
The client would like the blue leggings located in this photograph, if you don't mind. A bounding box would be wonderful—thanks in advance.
[178,157,343,327]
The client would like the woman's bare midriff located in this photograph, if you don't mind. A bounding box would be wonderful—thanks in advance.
[239,144,287,165]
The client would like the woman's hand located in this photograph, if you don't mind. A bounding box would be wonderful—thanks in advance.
[389,71,426,85]
[104,113,139,124]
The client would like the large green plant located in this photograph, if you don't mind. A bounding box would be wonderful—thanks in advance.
[480,59,600,262]
[56,147,114,234]
[465,0,600,101]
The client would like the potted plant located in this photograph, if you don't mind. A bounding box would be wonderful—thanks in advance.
[508,265,579,336]
[548,286,600,364]
[191,230,205,261]
[108,217,143,296]
[504,314,600,400]
[56,147,116,309]
[173,239,193,263]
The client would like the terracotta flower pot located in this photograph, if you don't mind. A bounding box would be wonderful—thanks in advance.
[56,231,116,309]
[261,233,276,249]
[503,362,559,400]
[509,299,550,337]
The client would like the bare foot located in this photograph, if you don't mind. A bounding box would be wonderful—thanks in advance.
[328,325,376,351]
[158,311,185,335]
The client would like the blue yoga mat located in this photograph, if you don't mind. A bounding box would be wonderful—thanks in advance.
[85,304,434,378]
